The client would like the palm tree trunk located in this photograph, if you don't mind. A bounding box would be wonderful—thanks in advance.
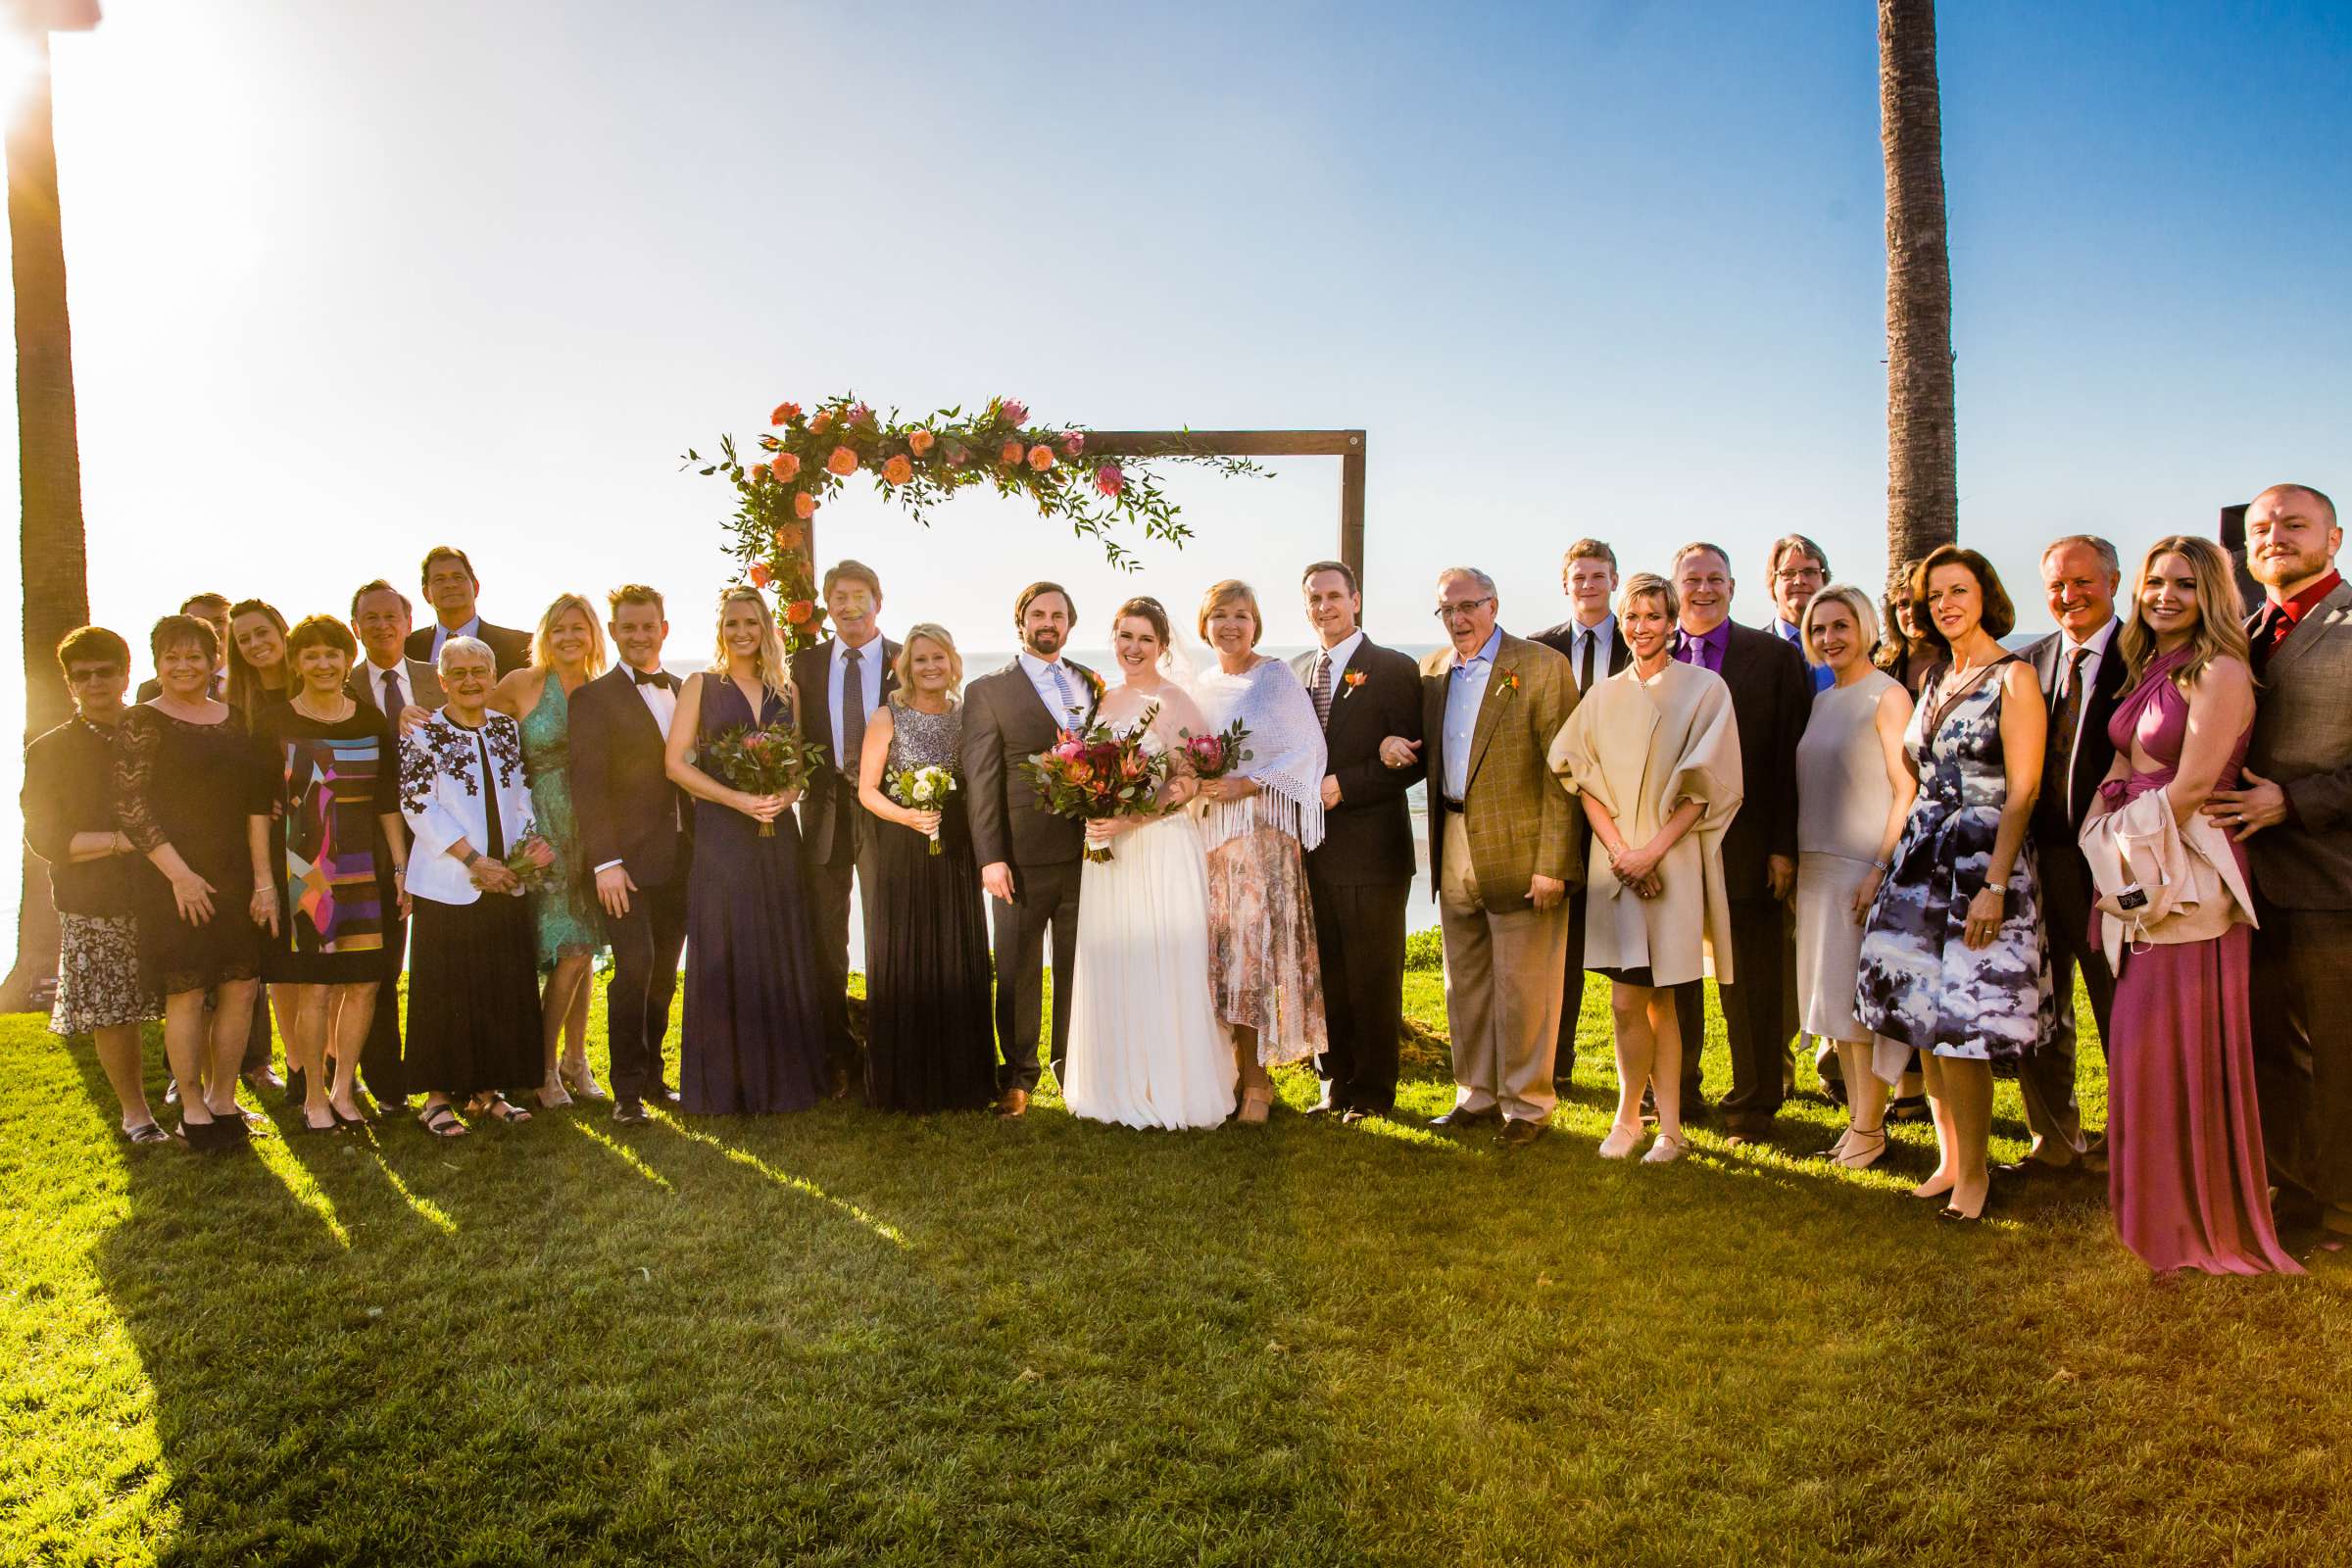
[1880,0,1957,591]
[2,34,91,1010]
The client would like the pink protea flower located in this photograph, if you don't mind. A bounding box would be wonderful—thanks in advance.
[999,398,1028,428]
[1094,462,1126,498]
[1061,431,1085,457]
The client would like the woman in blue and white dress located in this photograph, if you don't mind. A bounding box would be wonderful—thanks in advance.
[398,636,545,1139]
[1856,547,2053,1222]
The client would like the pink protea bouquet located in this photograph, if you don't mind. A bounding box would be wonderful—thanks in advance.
[1177,717,1252,780]
[1020,705,1171,863]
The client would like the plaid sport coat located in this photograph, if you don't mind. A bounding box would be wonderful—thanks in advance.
[1419,629,1582,910]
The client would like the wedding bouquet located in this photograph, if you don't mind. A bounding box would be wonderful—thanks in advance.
[702,722,826,836]
[1178,717,1252,779]
[1021,704,1170,863]
[502,824,558,892]
[887,763,958,855]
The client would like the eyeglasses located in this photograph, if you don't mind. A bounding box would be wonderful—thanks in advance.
[1432,597,1494,620]
[65,666,121,684]
[1772,567,1824,584]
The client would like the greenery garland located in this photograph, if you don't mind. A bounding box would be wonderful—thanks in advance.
[688,395,1266,651]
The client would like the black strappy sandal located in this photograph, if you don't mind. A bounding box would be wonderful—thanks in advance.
[122,1121,173,1147]
[417,1102,468,1140]
[473,1095,532,1126]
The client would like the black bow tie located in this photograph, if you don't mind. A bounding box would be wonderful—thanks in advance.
[631,668,671,688]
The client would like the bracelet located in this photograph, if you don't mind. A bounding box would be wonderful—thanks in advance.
[1871,858,1889,871]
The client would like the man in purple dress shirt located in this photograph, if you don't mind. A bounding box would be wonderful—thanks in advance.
[1668,542,1811,1140]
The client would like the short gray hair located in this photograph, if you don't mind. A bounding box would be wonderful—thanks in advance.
[1436,565,1496,596]
[2040,534,2121,577]
[436,635,494,674]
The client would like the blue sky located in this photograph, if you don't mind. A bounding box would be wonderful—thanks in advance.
[2,0,2346,931]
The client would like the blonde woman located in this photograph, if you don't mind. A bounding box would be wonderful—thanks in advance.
[854,622,997,1112]
[1793,585,1916,1170]
[663,587,828,1113]
[490,594,612,1107]
[1190,579,1328,1123]
[1548,573,1742,1165]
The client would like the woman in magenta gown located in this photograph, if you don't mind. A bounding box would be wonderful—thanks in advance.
[2095,535,2301,1277]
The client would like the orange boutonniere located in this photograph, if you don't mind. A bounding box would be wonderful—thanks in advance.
[1496,669,1521,697]
[1344,669,1367,689]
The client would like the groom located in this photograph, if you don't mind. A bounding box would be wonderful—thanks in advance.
[961,582,1100,1117]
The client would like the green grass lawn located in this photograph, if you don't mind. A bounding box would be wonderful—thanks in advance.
[5,970,2350,1566]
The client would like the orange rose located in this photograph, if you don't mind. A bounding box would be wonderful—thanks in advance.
[775,523,807,552]
[808,411,833,434]
[882,454,914,486]
[907,428,935,456]
[770,402,801,425]
[741,464,767,485]
[793,490,816,520]
[784,599,815,625]
[771,453,801,482]
[1027,443,1054,472]
[1000,439,1024,466]
[748,562,772,588]
[827,445,859,477]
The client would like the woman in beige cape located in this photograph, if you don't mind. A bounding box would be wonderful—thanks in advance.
[1548,572,1742,1164]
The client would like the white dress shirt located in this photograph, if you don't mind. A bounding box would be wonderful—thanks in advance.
[1019,649,1089,727]
[360,657,416,716]
[2047,616,2118,787]
[428,614,482,662]
[1440,626,1501,802]
[1312,629,1366,691]
[1572,613,1617,684]
[628,664,678,736]
[828,633,887,763]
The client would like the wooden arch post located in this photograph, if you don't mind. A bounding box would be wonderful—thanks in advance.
[1084,430,1368,582]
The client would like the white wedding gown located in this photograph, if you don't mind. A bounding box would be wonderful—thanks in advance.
[1064,700,1238,1130]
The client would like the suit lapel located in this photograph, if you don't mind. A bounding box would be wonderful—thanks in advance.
[2264,585,2352,683]
[1463,638,1516,788]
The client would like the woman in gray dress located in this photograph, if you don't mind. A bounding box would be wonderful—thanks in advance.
[854,622,998,1112]
[1793,585,1915,1171]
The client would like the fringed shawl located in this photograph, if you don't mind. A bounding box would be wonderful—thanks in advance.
[1189,657,1327,853]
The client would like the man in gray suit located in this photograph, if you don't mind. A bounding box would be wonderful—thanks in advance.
[2208,482,2351,1240]
[334,579,444,1110]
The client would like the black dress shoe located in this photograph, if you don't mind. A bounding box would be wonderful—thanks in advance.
[1428,1104,1502,1130]
[612,1098,650,1126]
[652,1084,680,1106]
[1498,1118,1548,1147]
[1992,1156,2083,1182]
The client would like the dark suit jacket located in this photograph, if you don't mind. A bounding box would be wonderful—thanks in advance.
[1289,636,1421,885]
[345,658,444,717]
[405,618,532,678]
[1706,620,1809,903]
[2245,581,2352,910]
[2022,626,2128,837]
[566,665,688,888]
[790,636,901,868]
[1530,616,1631,689]
[960,657,1101,871]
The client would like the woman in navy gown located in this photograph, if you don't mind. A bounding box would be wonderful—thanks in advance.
[662,586,828,1114]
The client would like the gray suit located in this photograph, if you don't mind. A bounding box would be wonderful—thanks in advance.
[2244,579,2352,1216]
[347,658,444,717]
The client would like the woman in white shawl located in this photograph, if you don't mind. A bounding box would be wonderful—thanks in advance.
[1548,573,1742,1164]
[1190,580,1330,1123]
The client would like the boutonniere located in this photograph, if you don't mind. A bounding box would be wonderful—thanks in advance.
[1496,669,1522,697]
[1344,669,1367,689]
[1082,668,1106,701]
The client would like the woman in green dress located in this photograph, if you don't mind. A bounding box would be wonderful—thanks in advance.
[491,594,612,1107]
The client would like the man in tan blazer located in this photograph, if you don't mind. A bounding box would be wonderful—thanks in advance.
[2208,481,2352,1239]
[1384,566,1580,1144]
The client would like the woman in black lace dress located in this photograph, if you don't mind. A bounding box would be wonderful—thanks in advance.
[115,614,270,1151]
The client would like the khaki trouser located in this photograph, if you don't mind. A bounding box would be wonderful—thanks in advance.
[1438,812,1569,1123]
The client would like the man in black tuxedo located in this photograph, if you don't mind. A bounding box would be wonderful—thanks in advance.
[1668,541,1809,1140]
[569,584,689,1126]
[135,592,228,703]
[1291,561,1422,1122]
[1531,537,1631,1089]
[403,545,532,676]
[788,561,900,1099]
[2009,535,2127,1180]
[329,579,445,1110]
[960,581,1099,1117]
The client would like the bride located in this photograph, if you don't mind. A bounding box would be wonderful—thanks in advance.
[1063,596,1239,1129]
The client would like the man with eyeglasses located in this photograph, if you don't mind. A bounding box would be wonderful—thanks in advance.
[1379,567,1579,1145]
[1669,541,1810,1142]
[1766,535,1836,695]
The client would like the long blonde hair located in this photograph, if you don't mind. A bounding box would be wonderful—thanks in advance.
[2116,534,2251,691]
[531,593,612,677]
[709,586,795,705]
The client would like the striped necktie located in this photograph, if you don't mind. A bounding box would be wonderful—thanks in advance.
[1312,652,1334,726]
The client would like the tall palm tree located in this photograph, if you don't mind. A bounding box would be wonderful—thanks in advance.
[2,3,101,1011]
[1880,0,1956,585]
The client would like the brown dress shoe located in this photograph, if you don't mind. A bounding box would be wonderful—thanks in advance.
[996,1088,1030,1118]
